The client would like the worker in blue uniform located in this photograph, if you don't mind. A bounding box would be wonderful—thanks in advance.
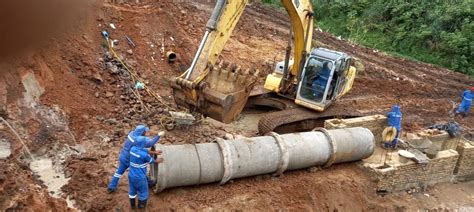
[128,136,164,210]
[107,125,164,193]
[386,105,402,148]
[312,61,332,97]
[456,87,474,118]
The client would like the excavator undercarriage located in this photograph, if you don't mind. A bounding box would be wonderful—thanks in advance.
[245,92,366,134]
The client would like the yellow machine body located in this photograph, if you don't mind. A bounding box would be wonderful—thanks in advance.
[171,0,357,124]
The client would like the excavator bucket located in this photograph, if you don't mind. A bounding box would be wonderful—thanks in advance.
[171,62,259,123]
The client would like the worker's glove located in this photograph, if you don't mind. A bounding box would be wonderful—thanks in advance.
[149,150,163,155]
[158,131,166,137]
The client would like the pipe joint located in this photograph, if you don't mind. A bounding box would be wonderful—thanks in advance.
[216,138,233,185]
[268,132,289,176]
[313,128,338,168]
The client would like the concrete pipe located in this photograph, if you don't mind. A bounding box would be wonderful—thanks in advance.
[150,127,374,193]
[165,51,177,63]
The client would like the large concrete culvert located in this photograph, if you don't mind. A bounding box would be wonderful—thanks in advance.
[150,127,374,193]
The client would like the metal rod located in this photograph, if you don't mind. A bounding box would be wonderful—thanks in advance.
[0,117,35,160]
[185,30,210,80]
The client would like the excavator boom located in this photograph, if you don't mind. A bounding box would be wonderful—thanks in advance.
[171,0,314,123]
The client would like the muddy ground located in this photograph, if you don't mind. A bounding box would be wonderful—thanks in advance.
[0,0,473,211]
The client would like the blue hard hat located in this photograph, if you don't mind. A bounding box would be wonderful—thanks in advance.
[133,125,150,136]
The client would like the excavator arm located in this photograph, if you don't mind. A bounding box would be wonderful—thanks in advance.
[171,0,314,123]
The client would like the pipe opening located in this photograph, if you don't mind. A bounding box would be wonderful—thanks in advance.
[166,51,177,63]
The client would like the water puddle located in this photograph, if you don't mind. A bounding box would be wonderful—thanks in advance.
[30,157,69,197]
[29,156,77,210]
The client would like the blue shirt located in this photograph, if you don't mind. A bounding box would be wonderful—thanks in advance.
[120,134,160,161]
[129,146,155,179]
[462,90,473,103]
[388,111,402,130]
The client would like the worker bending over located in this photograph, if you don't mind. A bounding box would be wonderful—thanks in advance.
[386,105,402,148]
[456,87,474,118]
[107,125,164,193]
[128,136,164,210]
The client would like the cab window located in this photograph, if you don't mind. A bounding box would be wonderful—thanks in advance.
[299,57,333,103]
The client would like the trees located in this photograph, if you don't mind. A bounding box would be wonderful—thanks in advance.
[310,0,473,75]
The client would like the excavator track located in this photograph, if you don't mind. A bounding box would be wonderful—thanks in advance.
[258,106,366,135]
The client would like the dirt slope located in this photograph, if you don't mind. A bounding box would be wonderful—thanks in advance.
[0,0,473,211]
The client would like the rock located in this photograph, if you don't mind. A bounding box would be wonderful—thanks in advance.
[105,92,114,98]
[127,49,133,55]
[406,133,421,140]
[96,116,105,121]
[308,167,321,173]
[94,91,100,98]
[100,152,109,158]
[0,139,11,159]
[122,117,131,123]
[70,144,86,154]
[104,52,113,60]
[82,114,90,120]
[108,63,120,74]
[104,118,118,125]
[224,133,234,140]
[105,61,113,68]
[92,72,103,83]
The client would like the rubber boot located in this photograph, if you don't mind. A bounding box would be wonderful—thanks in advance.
[130,198,136,210]
[137,199,147,211]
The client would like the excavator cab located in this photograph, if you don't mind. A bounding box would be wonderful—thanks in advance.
[295,48,356,111]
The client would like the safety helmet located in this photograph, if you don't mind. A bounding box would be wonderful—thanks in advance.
[391,104,401,113]
[135,136,147,148]
[133,125,150,136]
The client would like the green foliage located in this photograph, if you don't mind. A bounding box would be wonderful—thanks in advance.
[266,0,474,76]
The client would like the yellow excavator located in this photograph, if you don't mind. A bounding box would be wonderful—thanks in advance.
[171,0,359,134]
